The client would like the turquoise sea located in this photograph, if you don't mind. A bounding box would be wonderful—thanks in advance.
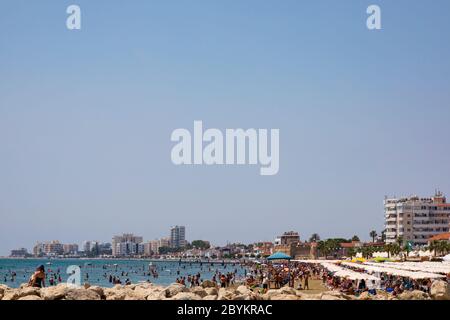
[0,258,248,288]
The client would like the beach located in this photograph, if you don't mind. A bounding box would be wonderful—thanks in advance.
[1,258,450,300]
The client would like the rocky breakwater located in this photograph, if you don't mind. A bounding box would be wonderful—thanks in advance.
[0,280,449,301]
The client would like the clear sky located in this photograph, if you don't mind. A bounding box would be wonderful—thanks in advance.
[1,0,450,255]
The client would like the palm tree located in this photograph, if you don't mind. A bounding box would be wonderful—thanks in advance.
[429,240,439,257]
[347,247,356,259]
[384,243,393,258]
[437,241,450,257]
[369,230,378,243]
[381,230,386,243]
[391,244,401,257]
[402,243,412,260]
[360,247,370,259]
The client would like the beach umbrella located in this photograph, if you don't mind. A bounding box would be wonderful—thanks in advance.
[267,252,292,260]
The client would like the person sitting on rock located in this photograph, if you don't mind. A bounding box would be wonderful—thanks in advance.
[28,265,46,288]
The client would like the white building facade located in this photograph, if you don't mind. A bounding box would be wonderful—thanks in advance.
[112,233,144,256]
[384,191,450,246]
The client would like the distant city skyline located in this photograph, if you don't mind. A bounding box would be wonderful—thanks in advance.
[2,1,450,256]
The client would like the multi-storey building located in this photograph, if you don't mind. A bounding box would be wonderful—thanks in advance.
[159,237,170,248]
[274,231,300,246]
[111,233,143,256]
[82,240,99,253]
[33,241,64,256]
[115,242,144,256]
[143,241,156,256]
[384,191,450,246]
[10,248,28,257]
[63,244,79,255]
[170,226,186,248]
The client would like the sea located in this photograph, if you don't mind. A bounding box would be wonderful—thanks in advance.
[0,258,249,288]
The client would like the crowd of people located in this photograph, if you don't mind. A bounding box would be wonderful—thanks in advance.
[238,261,450,297]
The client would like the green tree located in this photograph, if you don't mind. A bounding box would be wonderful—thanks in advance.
[191,240,211,250]
[383,243,392,258]
[317,241,327,258]
[351,235,360,242]
[158,246,183,254]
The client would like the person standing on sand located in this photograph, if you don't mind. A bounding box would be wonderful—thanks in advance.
[28,265,46,288]
[304,272,309,290]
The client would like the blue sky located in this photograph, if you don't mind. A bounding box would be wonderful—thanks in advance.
[1,0,450,255]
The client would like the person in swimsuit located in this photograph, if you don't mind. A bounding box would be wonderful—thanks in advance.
[29,265,46,288]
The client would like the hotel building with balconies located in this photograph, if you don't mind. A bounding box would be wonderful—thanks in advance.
[384,191,450,246]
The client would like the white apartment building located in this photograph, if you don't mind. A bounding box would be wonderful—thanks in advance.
[111,233,143,256]
[384,191,450,246]
[115,242,144,256]
[33,241,64,256]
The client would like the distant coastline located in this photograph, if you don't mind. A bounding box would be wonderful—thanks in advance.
[0,256,243,264]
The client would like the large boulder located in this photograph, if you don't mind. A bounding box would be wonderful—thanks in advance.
[146,291,163,300]
[1,289,21,300]
[205,287,218,296]
[236,285,251,296]
[397,290,430,300]
[201,280,216,288]
[171,292,202,300]
[104,286,128,300]
[104,284,154,301]
[278,286,297,295]
[87,286,105,298]
[262,289,300,301]
[41,284,69,300]
[128,285,157,300]
[0,284,9,297]
[65,288,101,300]
[430,280,450,300]
[191,287,208,298]
[161,283,189,298]
[15,287,41,300]
[217,288,235,300]
[261,289,284,300]
[203,295,218,300]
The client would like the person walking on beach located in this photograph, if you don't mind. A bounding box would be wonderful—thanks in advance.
[28,265,46,288]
